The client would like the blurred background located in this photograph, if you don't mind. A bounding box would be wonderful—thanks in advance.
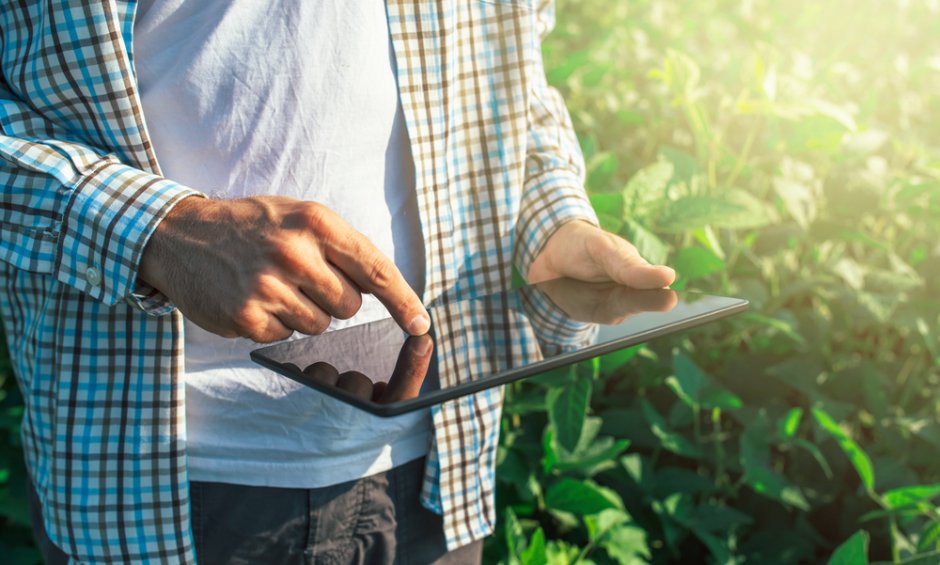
[2,0,939,563]
[489,0,940,563]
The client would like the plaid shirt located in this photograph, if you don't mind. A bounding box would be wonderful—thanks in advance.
[0,0,597,562]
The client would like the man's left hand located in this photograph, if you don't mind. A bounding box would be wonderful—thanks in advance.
[528,220,676,288]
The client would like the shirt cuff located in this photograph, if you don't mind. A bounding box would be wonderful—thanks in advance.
[514,169,599,280]
[56,156,203,313]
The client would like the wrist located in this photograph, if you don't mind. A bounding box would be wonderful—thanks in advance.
[138,195,207,291]
[528,219,595,283]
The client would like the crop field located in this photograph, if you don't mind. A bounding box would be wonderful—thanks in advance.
[487,0,940,563]
[1,0,939,564]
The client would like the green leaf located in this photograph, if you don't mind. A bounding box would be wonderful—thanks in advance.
[505,507,525,560]
[742,463,811,511]
[586,152,619,191]
[813,408,876,493]
[649,49,702,100]
[520,528,547,565]
[602,525,650,565]
[657,195,744,232]
[720,188,778,229]
[498,448,536,500]
[778,407,804,440]
[503,391,548,415]
[698,386,743,410]
[659,146,702,182]
[832,258,866,291]
[599,345,642,375]
[597,213,624,234]
[674,246,725,280]
[826,530,869,565]
[553,437,630,474]
[585,508,631,541]
[531,366,576,388]
[741,312,806,344]
[544,478,623,515]
[792,438,834,479]
[658,190,774,232]
[880,484,940,510]
[672,351,707,400]
[740,421,810,510]
[544,540,580,565]
[542,428,559,475]
[589,192,624,218]
[773,176,818,228]
[669,352,742,410]
[622,160,674,217]
[620,454,646,485]
[549,377,592,453]
[842,129,888,156]
[917,522,940,553]
[641,399,702,458]
[572,416,604,455]
[622,219,670,265]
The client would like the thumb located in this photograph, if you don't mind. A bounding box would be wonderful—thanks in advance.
[595,234,676,289]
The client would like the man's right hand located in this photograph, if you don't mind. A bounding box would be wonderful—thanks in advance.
[139,195,430,343]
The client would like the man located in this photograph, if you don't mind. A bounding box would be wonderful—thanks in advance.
[0,0,675,563]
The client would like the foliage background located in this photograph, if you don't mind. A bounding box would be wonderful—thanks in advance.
[487,0,940,563]
[2,0,940,563]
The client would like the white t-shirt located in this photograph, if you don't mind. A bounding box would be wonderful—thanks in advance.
[133,0,431,487]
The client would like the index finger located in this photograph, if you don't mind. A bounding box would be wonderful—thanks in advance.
[325,230,430,335]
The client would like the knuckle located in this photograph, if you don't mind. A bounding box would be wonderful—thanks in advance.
[307,314,331,335]
[586,232,614,257]
[277,251,303,275]
[333,292,362,320]
[303,203,331,233]
[255,318,293,343]
[232,305,258,333]
[251,273,280,299]
[232,304,274,340]
[366,257,396,290]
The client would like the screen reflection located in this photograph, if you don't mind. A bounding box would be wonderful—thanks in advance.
[265,279,687,410]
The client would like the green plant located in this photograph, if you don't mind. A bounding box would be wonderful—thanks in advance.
[0,330,40,564]
[488,0,940,563]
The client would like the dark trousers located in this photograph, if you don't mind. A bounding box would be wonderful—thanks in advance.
[29,457,481,564]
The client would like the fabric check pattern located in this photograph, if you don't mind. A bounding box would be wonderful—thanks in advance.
[0,0,597,562]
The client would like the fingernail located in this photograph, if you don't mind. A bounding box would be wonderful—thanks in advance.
[410,336,433,355]
[407,314,431,336]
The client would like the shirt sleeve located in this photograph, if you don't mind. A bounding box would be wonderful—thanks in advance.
[0,82,202,314]
[514,0,600,279]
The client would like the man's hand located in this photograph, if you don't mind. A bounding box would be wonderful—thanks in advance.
[139,195,430,343]
[528,220,676,288]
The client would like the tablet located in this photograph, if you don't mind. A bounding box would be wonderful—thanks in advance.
[250,278,748,417]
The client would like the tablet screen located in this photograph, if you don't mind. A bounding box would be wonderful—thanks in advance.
[250,278,748,416]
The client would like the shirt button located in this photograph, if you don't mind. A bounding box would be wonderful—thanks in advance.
[85,267,102,287]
